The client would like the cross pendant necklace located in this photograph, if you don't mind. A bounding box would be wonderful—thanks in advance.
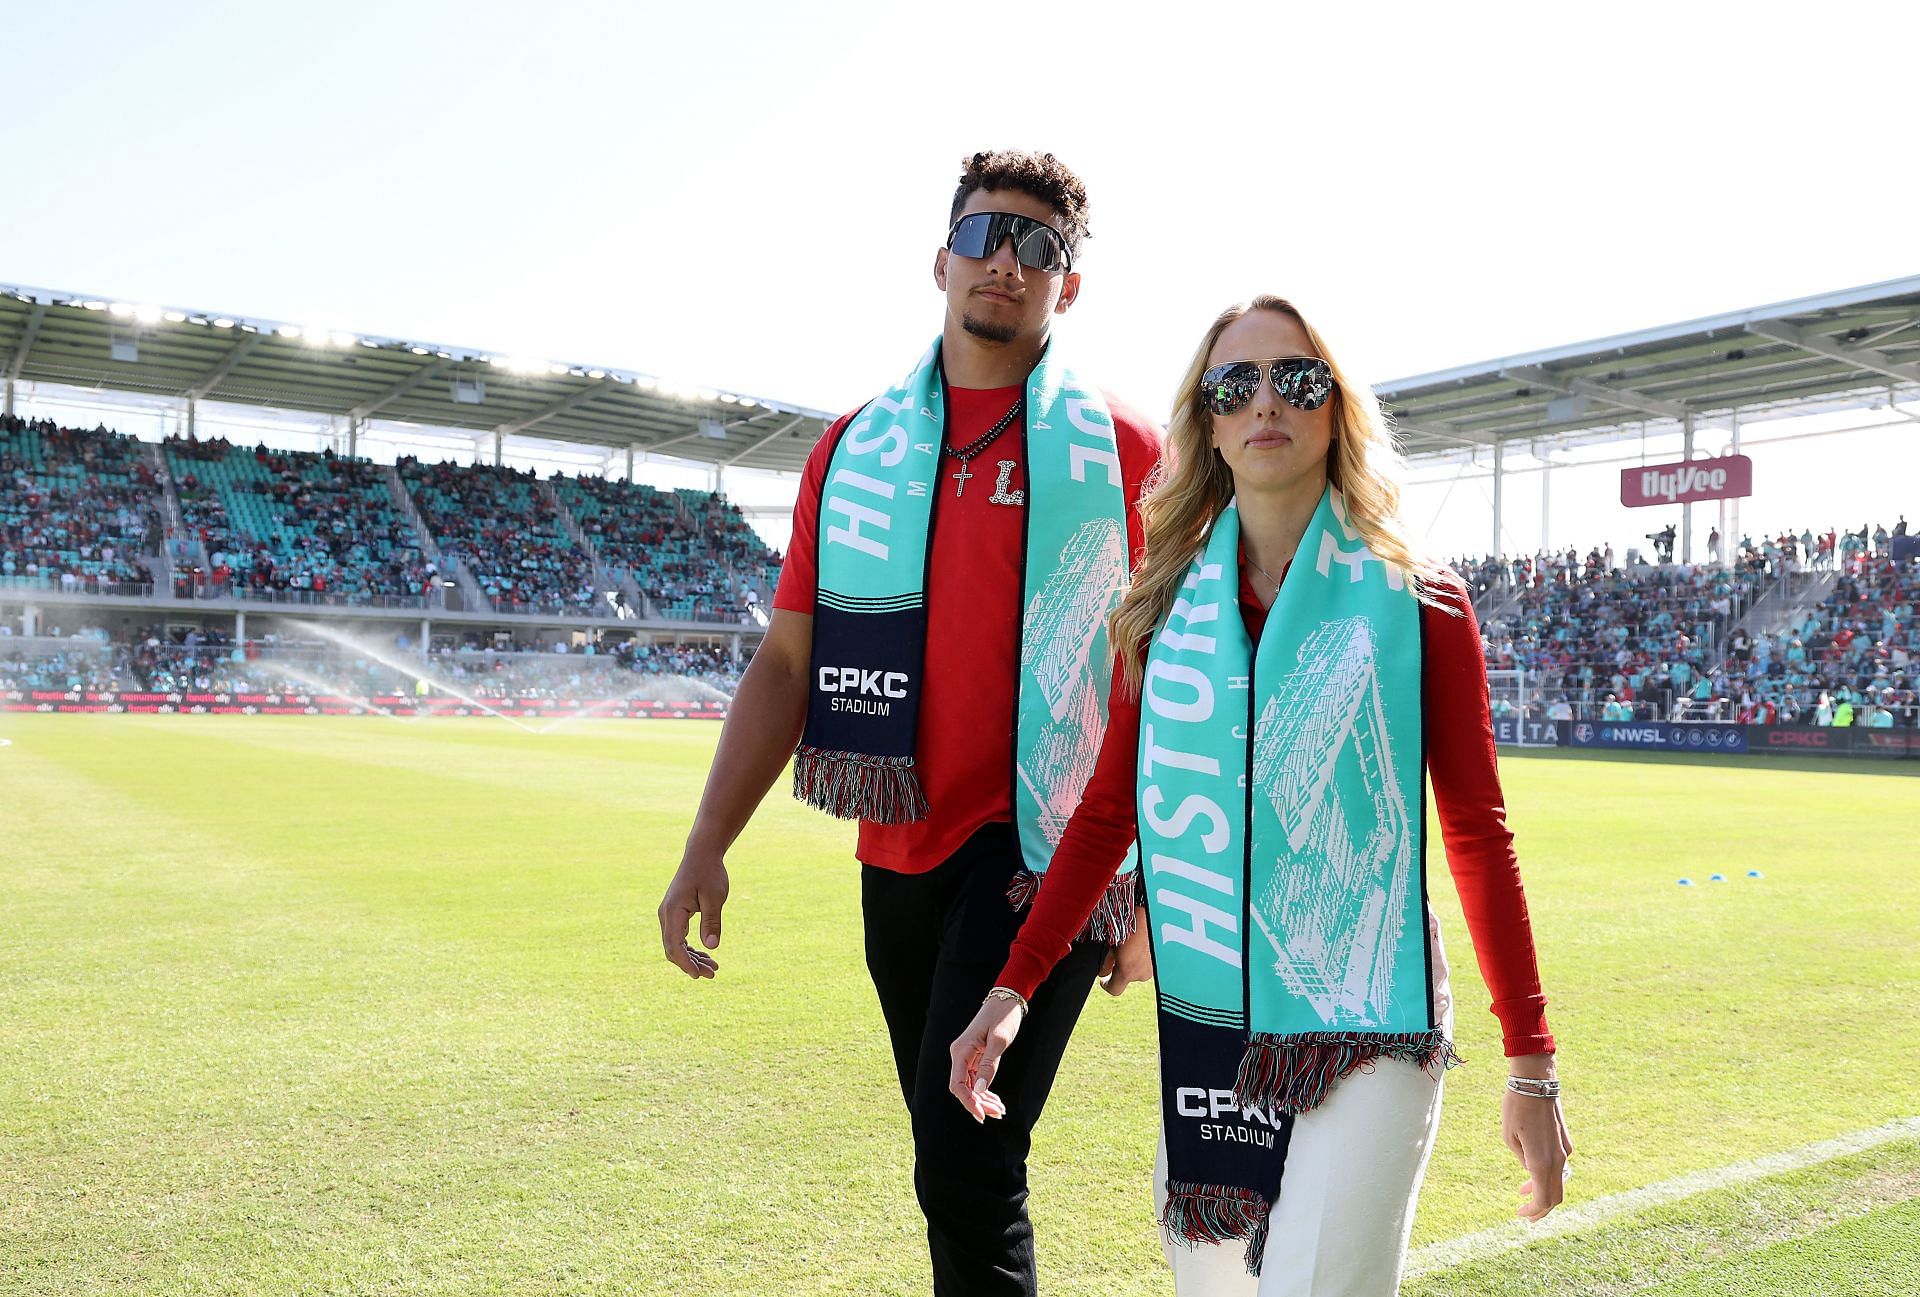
[948,398,1023,497]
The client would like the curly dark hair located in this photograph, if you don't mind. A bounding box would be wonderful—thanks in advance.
[948,150,1091,259]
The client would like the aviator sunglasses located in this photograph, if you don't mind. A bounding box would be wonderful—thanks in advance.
[1200,356,1336,416]
[945,211,1073,273]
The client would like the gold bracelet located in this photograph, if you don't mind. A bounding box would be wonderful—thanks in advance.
[984,987,1030,1016]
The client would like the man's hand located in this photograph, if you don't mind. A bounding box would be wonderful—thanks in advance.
[1097,905,1152,997]
[658,851,729,979]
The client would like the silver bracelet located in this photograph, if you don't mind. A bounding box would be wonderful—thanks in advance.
[1507,1075,1561,1099]
[984,987,1030,1016]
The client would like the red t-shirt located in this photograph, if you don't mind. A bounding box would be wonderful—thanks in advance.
[995,557,1556,1058]
[774,384,1163,873]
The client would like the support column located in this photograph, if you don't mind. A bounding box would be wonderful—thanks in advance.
[187,396,197,440]
[4,377,13,417]
[1540,451,1552,555]
[235,610,246,643]
[730,631,741,665]
[1681,413,1695,564]
[493,430,503,467]
[710,463,722,495]
[1491,440,1505,555]
[1727,410,1741,564]
[625,445,635,481]
[421,618,431,662]
[347,416,359,460]
[23,604,41,637]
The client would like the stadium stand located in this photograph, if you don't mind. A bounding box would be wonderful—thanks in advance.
[165,438,436,605]
[1470,524,1917,726]
[554,472,779,622]
[1,415,160,595]
[397,457,598,615]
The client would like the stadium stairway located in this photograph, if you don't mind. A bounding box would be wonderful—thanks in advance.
[539,480,626,608]
[147,442,207,594]
[387,464,486,612]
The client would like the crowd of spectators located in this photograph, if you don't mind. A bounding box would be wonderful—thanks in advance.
[554,474,778,622]
[2,415,160,594]
[1721,537,1916,728]
[1,620,744,699]
[1470,519,1915,725]
[397,458,598,614]
[166,438,437,604]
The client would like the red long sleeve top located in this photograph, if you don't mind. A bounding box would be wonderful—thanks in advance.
[997,559,1556,1058]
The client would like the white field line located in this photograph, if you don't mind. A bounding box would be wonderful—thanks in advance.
[1407,1115,1920,1277]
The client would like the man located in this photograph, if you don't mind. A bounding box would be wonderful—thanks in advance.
[657,151,1160,1296]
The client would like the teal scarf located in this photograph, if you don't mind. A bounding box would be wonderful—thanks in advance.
[1140,488,1458,1270]
[795,339,1138,919]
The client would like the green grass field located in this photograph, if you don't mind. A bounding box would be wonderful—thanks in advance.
[3,716,1916,1295]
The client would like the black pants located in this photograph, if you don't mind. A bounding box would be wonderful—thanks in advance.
[863,823,1108,1297]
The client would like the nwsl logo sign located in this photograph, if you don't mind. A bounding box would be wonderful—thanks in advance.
[1620,454,1753,507]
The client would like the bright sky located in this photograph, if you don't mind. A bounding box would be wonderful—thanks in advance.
[4,1,1917,559]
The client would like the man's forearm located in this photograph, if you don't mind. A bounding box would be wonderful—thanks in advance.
[683,646,810,858]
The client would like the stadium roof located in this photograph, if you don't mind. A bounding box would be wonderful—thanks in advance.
[1379,273,1920,460]
[0,282,837,474]
[7,274,1918,475]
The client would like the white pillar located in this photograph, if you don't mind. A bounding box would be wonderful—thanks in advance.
[235,611,246,642]
[493,430,503,467]
[1540,453,1552,555]
[420,618,431,662]
[23,604,41,637]
[187,397,197,439]
[347,416,359,460]
[3,378,13,417]
[625,445,635,481]
[1491,440,1505,555]
[1681,413,1695,564]
[1727,409,1741,562]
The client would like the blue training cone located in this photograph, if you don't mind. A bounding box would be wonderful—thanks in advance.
[1747,870,1763,879]
[1710,874,1727,882]
[1678,878,1694,886]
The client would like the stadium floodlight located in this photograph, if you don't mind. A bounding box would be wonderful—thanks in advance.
[82,300,107,311]
[548,363,570,375]
[329,331,357,348]
[109,302,134,317]
[163,311,187,324]
[718,393,738,404]
[358,338,382,348]
[276,325,301,339]
[213,317,236,328]
[631,376,657,390]
[735,397,756,408]
[588,369,605,379]
[697,387,720,401]
[134,305,163,325]
[410,346,430,355]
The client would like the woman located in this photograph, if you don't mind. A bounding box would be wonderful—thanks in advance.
[948,296,1571,1294]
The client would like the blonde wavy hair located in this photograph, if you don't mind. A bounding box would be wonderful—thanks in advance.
[1112,295,1457,695]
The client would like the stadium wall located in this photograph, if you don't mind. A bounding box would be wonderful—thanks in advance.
[1494,717,1918,759]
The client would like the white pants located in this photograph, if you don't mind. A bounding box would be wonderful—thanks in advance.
[1152,912,1455,1297]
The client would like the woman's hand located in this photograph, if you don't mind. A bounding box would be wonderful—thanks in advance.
[947,997,1024,1122]
[1098,906,1153,996]
[1503,1052,1573,1222]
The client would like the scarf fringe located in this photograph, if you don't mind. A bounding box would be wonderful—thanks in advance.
[1004,869,1139,945]
[1160,1180,1271,1275]
[1233,1030,1464,1116]
[790,746,929,824]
